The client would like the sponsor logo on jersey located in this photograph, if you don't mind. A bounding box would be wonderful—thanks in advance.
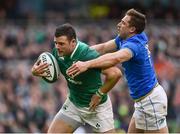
[68,78,82,85]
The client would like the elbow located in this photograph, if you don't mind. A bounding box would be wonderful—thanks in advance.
[115,68,122,80]
[110,67,122,80]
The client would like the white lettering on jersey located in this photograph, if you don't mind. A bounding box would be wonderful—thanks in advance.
[145,44,151,58]
[67,78,82,85]
[145,44,152,66]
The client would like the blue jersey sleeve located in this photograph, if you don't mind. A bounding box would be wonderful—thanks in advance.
[115,36,122,50]
[122,42,139,58]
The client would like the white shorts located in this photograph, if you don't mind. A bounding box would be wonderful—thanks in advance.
[133,84,168,130]
[55,96,114,132]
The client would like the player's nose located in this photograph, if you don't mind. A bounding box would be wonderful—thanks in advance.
[117,22,121,29]
[117,21,120,26]
[55,45,61,50]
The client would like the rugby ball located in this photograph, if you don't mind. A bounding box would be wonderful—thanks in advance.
[38,52,60,83]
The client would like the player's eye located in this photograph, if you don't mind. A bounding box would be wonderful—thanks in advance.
[122,21,126,25]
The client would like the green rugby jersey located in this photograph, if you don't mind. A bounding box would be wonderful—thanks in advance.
[52,41,107,107]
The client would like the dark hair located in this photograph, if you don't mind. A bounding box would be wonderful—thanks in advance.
[126,9,146,34]
[55,23,76,41]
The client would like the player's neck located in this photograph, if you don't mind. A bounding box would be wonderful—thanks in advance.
[125,33,136,40]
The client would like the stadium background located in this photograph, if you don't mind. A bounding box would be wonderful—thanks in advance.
[0,0,179,133]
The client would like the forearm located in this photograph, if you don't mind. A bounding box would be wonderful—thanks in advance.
[87,49,132,69]
[66,49,131,78]
[99,68,121,94]
[87,52,121,69]
[90,40,116,55]
[89,67,121,111]
[91,44,105,55]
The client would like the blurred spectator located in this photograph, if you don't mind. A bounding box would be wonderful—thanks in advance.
[173,82,180,132]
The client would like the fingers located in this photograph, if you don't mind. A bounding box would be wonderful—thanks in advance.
[89,101,99,111]
[39,71,50,77]
[35,59,41,66]
[89,102,96,111]
[66,64,80,77]
[32,61,49,77]
[67,61,88,77]
[89,95,101,111]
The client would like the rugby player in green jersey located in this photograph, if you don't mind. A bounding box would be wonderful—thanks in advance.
[31,23,122,133]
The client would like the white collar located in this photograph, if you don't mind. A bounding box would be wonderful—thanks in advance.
[70,40,79,59]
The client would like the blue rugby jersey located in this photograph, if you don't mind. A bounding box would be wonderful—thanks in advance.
[115,32,158,100]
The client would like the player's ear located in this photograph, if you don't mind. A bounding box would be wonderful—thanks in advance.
[71,39,77,45]
[72,39,76,43]
[130,26,136,33]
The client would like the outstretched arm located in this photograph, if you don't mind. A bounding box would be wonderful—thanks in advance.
[89,67,122,111]
[90,40,117,55]
[67,48,132,77]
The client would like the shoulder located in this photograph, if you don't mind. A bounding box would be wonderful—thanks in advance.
[87,47,100,57]
[84,47,100,60]
[78,41,100,60]
[121,41,141,58]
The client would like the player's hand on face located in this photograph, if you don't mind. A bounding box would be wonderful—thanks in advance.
[67,61,88,77]
[31,59,49,77]
[89,94,101,111]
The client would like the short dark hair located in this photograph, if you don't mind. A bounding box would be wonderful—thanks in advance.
[126,9,146,34]
[55,23,76,41]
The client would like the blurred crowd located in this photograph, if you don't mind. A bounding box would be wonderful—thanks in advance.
[0,0,180,22]
[0,20,179,133]
[0,0,180,133]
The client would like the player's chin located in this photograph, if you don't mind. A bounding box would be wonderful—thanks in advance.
[118,31,122,37]
[118,33,125,39]
[58,52,63,57]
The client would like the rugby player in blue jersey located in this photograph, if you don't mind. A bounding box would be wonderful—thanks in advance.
[67,9,169,133]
